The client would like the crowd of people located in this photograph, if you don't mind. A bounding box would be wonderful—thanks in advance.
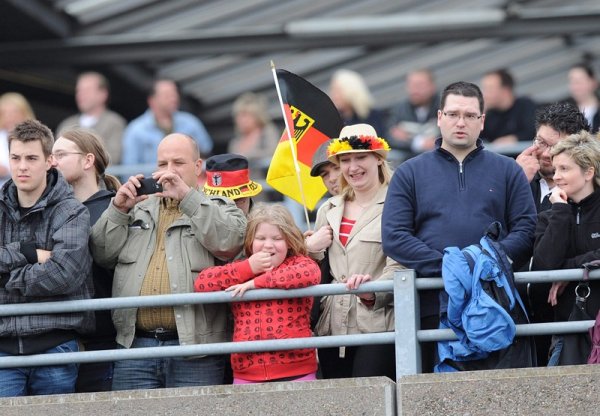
[0,63,599,396]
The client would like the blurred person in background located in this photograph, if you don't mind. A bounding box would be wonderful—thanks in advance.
[388,69,440,156]
[0,93,35,187]
[480,68,536,146]
[567,63,599,133]
[57,72,126,164]
[122,79,213,166]
[228,92,279,174]
[329,69,386,136]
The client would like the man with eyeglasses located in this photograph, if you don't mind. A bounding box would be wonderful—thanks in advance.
[514,101,590,366]
[382,81,536,373]
[516,102,590,212]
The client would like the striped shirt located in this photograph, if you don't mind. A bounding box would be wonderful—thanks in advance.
[339,216,356,246]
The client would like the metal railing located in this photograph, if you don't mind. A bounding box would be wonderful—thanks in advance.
[0,268,597,382]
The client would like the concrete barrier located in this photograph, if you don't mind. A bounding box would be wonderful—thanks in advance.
[397,365,600,415]
[0,376,396,416]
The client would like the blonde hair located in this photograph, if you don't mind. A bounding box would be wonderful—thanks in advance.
[243,203,307,258]
[59,128,121,191]
[551,130,600,188]
[0,92,35,130]
[339,153,393,200]
[331,69,374,119]
[232,92,271,128]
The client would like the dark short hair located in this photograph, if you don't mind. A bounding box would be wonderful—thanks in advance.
[9,119,54,157]
[535,102,590,135]
[440,81,484,114]
[78,71,109,93]
[148,78,179,98]
[485,68,515,90]
[570,63,596,79]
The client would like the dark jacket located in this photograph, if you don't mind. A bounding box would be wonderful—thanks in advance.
[481,97,537,143]
[0,169,94,354]
[532,189,600,321]
[83,189,116,341]
[382,139,537,316]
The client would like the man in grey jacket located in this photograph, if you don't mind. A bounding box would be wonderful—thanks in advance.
[91,133,246,390]
[0,120,94,397]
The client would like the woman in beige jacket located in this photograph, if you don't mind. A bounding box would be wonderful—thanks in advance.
[308,123,404,380]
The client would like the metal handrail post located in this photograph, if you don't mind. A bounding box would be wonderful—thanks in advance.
[394,269,420,379]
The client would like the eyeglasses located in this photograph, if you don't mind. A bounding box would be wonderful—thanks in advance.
[533,137,553,150]
[442,111,483,123]
[51,151,84,160]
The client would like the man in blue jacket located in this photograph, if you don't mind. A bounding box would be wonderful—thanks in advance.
[381,81,536,372]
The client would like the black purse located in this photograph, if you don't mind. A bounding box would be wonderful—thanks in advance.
[556,261,600,365]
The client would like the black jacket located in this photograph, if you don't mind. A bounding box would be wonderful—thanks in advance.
[532,189,600,321]
[83,189,116,341]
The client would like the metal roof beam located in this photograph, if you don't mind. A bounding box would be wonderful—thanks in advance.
[2,10,600,66]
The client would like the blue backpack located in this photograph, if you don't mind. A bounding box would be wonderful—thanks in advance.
[436,222,534,372]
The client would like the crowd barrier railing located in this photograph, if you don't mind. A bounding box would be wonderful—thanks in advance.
[0,268,597,383]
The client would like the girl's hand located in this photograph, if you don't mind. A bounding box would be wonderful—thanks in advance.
[549,187,568,204]
[344,274,375,301]
[548,281,569,306]
[225,280,256,297]
[248,251,273,274]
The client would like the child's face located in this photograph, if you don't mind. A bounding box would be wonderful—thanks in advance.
[252,222,288,269]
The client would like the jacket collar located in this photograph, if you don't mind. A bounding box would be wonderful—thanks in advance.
[326,184,388,246]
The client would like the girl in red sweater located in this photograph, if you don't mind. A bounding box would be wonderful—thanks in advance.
[195,204,320,384]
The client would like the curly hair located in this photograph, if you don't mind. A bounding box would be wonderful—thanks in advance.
[535,102,590,135]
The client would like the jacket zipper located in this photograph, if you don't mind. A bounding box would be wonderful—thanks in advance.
[577,206,581,225]
[459,162,465,191]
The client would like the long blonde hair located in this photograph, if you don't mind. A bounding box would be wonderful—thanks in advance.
[243,203,307,258]
[331,69,374,119]
[0,93,35,131]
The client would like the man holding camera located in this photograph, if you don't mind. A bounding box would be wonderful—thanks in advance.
[91,133,246,390]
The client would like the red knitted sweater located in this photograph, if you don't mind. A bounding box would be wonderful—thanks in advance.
[195,255,320,381]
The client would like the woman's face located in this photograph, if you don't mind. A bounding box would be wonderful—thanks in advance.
[568,67,598,103]
[235,110,260,135]
[338,152,381,193]
[552,152,595,203]
[51,137,86,184]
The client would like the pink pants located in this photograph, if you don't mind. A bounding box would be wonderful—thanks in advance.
[233,372,317,384]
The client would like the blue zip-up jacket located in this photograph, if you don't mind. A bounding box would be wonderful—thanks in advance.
[382,139,537,316]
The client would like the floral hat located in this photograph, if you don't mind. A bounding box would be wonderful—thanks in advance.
[327,123,391,163]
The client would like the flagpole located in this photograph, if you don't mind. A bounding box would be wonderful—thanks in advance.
[270,61,312,231]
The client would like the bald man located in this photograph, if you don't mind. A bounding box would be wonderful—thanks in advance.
[91,133,246,390]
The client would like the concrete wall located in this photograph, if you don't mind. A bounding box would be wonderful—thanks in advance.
[0,377,396,416]
[397,365,600,415]
[3,365,600,415]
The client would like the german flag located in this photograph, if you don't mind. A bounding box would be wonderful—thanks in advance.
[267,69,343,210]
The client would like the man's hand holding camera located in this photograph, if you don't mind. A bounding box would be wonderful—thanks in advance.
[153,170,191,201]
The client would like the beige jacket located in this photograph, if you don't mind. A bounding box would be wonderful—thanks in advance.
[91,189,246,348]
[312,185,404,336]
